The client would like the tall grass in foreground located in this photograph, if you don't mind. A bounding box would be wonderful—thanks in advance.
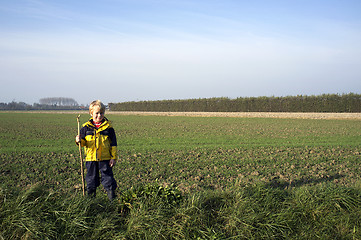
[1,182,360,239]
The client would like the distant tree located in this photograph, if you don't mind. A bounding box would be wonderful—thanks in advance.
[39,97,78,106]
[0,101,32,110]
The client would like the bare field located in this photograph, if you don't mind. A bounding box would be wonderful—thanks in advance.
[5,111,361,119]
[107,111,361,119]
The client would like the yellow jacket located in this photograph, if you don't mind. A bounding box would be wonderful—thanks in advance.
[79,118,118,161]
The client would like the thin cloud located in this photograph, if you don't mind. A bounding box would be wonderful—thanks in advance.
[0,0,360,104]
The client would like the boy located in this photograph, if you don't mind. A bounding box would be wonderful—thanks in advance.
[76,100,118,200]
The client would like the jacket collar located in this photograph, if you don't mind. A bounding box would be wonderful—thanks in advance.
[83,117,111,130]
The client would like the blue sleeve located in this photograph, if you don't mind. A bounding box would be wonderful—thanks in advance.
[80,126,87,140]
[109,128,117,146]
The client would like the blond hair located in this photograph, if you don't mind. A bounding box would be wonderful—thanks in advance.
[89,100,106,114]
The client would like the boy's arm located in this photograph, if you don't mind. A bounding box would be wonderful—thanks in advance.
[76,127,87,146]
[109,159,116,167]
[109,128,118,160]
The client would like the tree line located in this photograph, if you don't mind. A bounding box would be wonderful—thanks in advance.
[109,93,361,113]
[39,97,78,106]
[0,98,84,111]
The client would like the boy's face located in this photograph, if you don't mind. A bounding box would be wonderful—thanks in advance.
[90,106,104,123]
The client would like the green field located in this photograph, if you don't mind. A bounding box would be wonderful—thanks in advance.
[1,112,361,239]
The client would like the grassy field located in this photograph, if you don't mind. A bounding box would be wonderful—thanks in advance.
[1,112,361,239]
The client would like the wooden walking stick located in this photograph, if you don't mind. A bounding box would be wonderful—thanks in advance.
[77,115,86,196]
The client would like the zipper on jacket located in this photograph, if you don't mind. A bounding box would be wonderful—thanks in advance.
[94,128,98,160]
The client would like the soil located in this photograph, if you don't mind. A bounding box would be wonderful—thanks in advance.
[107,111,361,120]
[9,110,361,119]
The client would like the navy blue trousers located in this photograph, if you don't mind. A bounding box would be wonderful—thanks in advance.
[85,160,117,192]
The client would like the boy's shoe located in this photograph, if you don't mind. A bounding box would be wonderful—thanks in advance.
[87,189,96,198]
[107,189,116,201]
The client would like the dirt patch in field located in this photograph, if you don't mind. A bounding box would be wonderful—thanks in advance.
[107,111,361,120]
[6,111,361,119]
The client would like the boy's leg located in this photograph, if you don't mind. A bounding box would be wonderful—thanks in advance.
[85,161,100,197]
[99,160,117,200]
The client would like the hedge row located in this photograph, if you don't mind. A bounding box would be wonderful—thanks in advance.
[109,93,361,113]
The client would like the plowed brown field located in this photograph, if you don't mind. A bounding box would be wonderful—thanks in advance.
[13,111,361,119]
[107,111,361,119]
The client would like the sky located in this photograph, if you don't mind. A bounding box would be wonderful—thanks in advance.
[1,0,361,105]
